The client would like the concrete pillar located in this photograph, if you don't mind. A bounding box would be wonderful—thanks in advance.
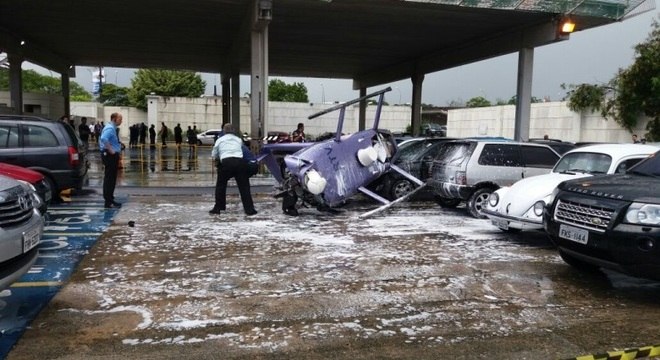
[250,0,271,141]
[411,73,424,136]
[514,47,534,142]
[221,73,230,126]
[358,87,366,131]
[231,72,241,130]
[8,53,23,115]
[62,73,70,117]
[146,95,159,131]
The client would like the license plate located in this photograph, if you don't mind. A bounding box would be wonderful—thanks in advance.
[23,227,41,253]
[559,224,589,245]
[491,218,508,230]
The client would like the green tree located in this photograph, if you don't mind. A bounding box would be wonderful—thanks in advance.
[562,83,608,113]
[268,79,309,102]
[0,69,91,100]
[70,81,92,101]
[564,20,660,141]
[506,95,543,105]
[128,69,206,111]
[98,83,130,106]
[465,96,491,108]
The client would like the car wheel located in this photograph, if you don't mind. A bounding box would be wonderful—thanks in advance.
[197,140,203,146]
[43,176,60,204]
[434,196,461,208]
[467,188,493,219]
[389,179,414,200]
[558,250,601,273]
[501,227,521,233]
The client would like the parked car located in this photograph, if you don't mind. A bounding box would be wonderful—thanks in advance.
[0,115,88,196]
[428,139,560,218]
[0,162,52,214]
[483,144,658,232]
[420,123,446,137]
[369,137,456,200]
[196,129,224,146]
[528,139,576,155]
[0,174,45,291]
[263,131,292,144]
[544,150,660,281]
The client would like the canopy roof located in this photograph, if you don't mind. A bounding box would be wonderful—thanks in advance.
[0,0,654,88]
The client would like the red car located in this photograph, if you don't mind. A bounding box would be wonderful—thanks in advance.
[0,162,51,213]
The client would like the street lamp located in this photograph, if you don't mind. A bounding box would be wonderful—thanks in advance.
[320,83,325,104]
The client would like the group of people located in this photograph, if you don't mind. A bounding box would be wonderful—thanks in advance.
[98,112,258,215]
[63,115,103,148]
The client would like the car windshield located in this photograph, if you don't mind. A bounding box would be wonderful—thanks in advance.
[553,152,611,174]
[433,142,471,166]
[628,151,660,177]
[426,123,442,130]
[396,140,429,161]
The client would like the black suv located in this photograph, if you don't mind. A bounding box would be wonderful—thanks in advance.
[544,150,660,281]
[0,115,88,196]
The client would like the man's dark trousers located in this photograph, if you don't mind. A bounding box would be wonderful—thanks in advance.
[102,152,119,206]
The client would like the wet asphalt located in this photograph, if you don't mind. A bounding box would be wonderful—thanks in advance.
[6,145,660,360]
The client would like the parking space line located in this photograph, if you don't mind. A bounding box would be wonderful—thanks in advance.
[10,281,64,288]
[0,198,119,359]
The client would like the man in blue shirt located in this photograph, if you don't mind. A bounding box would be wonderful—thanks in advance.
[99,112,123,209]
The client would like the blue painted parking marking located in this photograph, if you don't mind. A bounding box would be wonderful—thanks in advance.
[0,199,121,359]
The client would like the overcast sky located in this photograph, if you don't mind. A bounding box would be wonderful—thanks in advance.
[22,4,659,107]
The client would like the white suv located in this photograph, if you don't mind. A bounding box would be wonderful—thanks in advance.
[428,139,560,218]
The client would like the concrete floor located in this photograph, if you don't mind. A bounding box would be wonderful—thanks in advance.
[7,187,660,359]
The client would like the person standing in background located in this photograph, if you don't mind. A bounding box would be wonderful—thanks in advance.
[99,113,123,209]
[159,122,169,148]
[186,125,197,155]
[292,123,306,142]
[174,123,183,146]
[78,117,91,149]
[139,123,147,146]
[149,124,156,148]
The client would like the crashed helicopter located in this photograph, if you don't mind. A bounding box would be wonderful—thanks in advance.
[258,87,426,217]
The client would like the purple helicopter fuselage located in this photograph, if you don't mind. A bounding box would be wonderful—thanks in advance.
[284,129,395,207]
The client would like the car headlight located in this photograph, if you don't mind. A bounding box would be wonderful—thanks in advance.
[625,203,660,225]
[488,193,499,207]
[533,201,545,217]
[18,180,43,210]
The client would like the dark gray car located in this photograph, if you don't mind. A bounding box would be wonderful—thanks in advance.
[0,115,88,198]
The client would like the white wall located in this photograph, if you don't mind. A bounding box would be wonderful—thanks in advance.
[58,96,649,144]
[447,102,650,143]
[0,92,64,119]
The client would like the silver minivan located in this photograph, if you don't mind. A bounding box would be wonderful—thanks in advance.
[428,139,560,218]
[0,174,45,290]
